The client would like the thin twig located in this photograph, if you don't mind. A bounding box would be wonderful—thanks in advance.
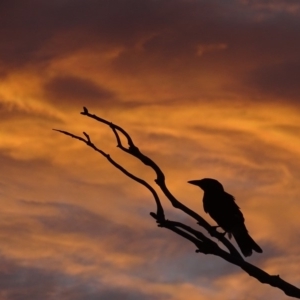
[53,129,165,221]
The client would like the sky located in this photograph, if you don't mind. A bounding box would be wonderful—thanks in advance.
[1,0,300,299]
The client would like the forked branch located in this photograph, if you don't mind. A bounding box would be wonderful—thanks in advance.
[54,107,300,299]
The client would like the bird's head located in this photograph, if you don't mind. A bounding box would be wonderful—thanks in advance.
[187,178,224,192]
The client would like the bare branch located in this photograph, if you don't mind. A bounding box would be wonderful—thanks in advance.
[54,108,300,299]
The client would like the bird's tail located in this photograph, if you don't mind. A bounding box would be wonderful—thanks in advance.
[233,228,263,257]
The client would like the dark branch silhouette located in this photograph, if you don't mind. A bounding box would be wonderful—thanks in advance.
[54,107,300,299]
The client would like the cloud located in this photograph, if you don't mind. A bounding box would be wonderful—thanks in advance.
[0,101,61,123]
[44,75,115,106]
[245,61,300,101]
[1,1,300,298]
[196,43,228,56]
[0,255,164,300]
[1,0,300,107]
[240,0,300,15]
[21,201,192,261]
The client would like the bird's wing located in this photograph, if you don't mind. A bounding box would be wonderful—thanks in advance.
[222,192,245,223]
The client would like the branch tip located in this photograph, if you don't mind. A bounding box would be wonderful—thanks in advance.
[83,132,90,141]
[81,106,88,114]
[53,128,62,133]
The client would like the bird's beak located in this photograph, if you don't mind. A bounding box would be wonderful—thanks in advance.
[187,180,202,186]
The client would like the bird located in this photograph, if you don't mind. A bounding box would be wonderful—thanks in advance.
[188,178,262,257]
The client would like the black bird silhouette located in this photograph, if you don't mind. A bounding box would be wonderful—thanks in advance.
[188,178,262,257]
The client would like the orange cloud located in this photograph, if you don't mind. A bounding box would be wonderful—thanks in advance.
[0,0,300,298]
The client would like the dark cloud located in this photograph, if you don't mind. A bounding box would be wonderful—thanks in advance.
[1,0,300,70]
[245,61,300,101]
[241,0,300,13]
[43,75,157,109]
[0,1,58,69]
[1,0,300,104]
[103,1,300,74]
[44,75,115,106]
[0,0,179,69]
[0,255,163,300]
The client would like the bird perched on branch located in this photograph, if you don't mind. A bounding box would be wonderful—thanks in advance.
[188,178,262,257]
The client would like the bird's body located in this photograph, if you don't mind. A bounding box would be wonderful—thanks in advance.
[188,178,262,257]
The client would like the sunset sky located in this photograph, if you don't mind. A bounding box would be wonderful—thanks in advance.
[1,0,300,299]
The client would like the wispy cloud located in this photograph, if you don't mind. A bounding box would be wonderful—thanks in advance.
[0,0,300,298]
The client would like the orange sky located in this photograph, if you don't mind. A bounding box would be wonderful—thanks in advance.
[1,0,300,299]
